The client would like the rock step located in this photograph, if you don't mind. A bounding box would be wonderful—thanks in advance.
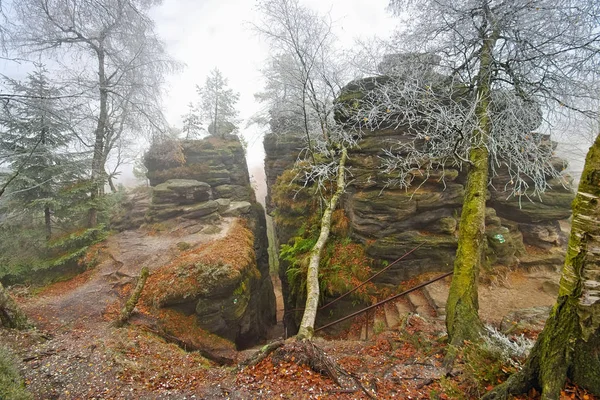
[407,290,437,319]
[383,302,400,328]
[346,285,447,341]
[420,280,450,318]
[355,289,438,340]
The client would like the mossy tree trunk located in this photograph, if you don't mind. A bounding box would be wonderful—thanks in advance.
[297,147,347,339]
[116,267,149,327]
[484,133,600,400]
[0,282,30,330]
[446,26,499,347]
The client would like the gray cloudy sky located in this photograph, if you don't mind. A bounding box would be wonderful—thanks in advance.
[150,0,395,159]
[146,0,397,198]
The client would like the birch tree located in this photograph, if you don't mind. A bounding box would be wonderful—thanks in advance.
[350,0,600,348]
[10,0,176,226]
[255,0,357,339]
[484,132,600,399]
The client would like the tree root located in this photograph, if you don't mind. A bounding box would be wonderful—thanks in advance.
[240,339,376,399]
[238,339,286,369]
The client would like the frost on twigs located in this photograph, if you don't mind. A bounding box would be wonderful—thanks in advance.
[483,325,534,368]
[343,57,566,200]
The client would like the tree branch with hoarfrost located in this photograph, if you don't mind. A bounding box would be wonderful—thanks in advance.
[343,0,600,358]
[254,0,359,339]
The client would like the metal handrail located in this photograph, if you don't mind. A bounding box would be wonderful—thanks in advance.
[314,270,453,333]
[284,243,425,315]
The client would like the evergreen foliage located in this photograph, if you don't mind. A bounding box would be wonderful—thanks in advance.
[197,68,240,138]
[0,66,87,240]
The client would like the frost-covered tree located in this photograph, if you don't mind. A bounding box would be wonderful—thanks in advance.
[10,0,177,226]
[197,68,239,138]
[351,0,600,349]
[255,0,357,339]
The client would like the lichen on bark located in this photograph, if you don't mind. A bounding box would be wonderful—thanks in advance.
[484,133,600,400]
[297,147,348,339]
[445,27,498,346]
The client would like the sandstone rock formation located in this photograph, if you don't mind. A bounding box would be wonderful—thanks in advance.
[141,136,276,349]
[264,85,573,334]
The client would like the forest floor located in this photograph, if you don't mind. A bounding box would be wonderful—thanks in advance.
[1,221,596,399]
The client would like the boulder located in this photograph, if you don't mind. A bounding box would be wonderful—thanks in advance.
[181,200,219,219]
[222,201,252,217]
[500,306,552,334]
[215,198,231,213]
[519,221,566,249]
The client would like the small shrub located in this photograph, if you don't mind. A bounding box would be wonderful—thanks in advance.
[451,336,522,398]
[0,347,32,400]
[373,320,387,334]
[176,242,192,251]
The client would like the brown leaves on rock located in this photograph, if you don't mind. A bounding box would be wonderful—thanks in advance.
[142,218,257,307]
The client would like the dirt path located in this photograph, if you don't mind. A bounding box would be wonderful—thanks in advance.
[3,219,237,399]
[1,219,568,399]
[23,219,233,330]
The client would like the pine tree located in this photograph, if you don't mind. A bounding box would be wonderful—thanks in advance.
[0,66,85,240]
[196,68,240,138]
[181,102,203,139]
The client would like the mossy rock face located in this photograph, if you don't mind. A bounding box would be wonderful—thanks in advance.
[181,200,219,219]
[147,205,184,221]
[195,289,250,342]
[366,231,457,284]
[412,183,464,210]
[215,198,231,213]
[485,225,518,266]
[146,136,250,187]
[152,179,211,205]
[485,207,502,227]
[490,190,574,223]
[263,80,574,287]
[518,221,566,249]
[431,216,458,234]
[213,184,253,201]
[222,201,252,217]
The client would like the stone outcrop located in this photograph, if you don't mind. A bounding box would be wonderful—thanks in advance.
[264,89,573,334]
[145,135,253,202]
[142,136,275,349]
[265,130,572,283]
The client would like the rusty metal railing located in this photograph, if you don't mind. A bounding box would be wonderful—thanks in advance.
[284,243,426,316]
[314,270,453,333]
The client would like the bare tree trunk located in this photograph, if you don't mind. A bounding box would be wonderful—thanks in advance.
[483,133,600,400]
[0,282,30,330]
[44,205,52,240]
[446,28,498,347]
[297,147,347,339]
[107,175,117,193]
[116,267,149,327]
[89,47,109,227]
